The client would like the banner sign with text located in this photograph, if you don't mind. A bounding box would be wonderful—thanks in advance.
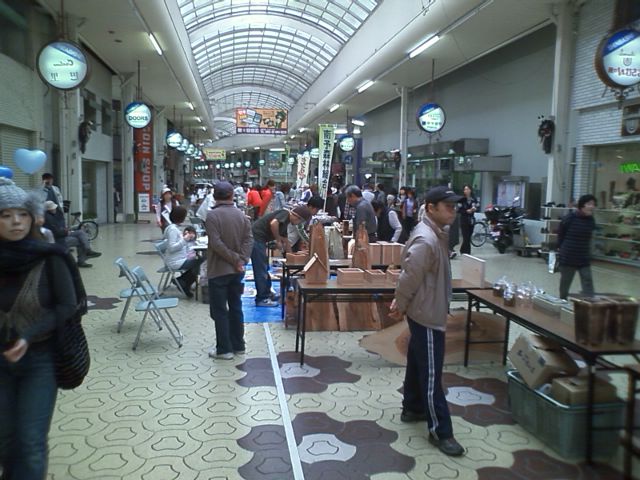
[317,124,336,199]
[203,148,226,160]
[235,108,288,135]
[134,123,153,213]
[296,152,310,189]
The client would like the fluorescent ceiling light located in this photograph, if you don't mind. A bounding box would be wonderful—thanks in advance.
[290,135,296,139]
[230,151,236,154]
[188,102,195,110]
[196,116,202,123]
[270,148,285,152]
[357,80,374,93]
[148,33,163,56]
[241,148,247,152]
[254,146,260,150]
[334,128,348,134]
[329,104,340,113]
[409,35,440,59]
[353,127,361,135]
[201,126,206,131]
[298,127,306,133]
[351,119,365,127]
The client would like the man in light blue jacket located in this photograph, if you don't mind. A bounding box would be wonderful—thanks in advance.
[390,185,465,457]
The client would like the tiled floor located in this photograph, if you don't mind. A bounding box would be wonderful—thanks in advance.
[44,219,639,479]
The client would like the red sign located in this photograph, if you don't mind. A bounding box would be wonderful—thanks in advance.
[134,124,153,194]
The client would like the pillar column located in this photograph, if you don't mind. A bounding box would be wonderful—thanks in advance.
[399,86,409,190]
[121,79,136,223]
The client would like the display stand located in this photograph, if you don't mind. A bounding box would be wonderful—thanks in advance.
[304,222,337,330]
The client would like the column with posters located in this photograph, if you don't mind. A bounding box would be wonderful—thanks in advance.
[296,151,310,189]
[134,124,153,213]
[317,124,336,200]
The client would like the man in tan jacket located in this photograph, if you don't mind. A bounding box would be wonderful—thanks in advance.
[390,185,465,457]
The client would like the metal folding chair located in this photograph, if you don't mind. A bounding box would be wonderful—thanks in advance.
[189,216,206,237]
[114,257,162,333]
[154,239,189,297]
[130,266,183,350]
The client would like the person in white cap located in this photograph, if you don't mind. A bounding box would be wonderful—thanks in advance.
[0,175,87,479]
[156,187,179,232]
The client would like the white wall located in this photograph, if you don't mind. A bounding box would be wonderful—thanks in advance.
[82,53,114,163]
[362,25,556,183]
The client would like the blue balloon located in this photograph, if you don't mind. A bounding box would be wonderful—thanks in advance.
[0,166,13,178]
[14,148,46,174]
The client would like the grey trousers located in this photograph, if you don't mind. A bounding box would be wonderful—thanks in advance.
[559,265,594,299]
[65,230,91,262]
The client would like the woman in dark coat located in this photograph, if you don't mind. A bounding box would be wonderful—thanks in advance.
[0,176,83,479]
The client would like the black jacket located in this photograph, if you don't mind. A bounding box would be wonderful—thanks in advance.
[44,209,68,244]
[558,211,595,267]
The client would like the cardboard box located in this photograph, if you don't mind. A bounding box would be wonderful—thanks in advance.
[508,334,579,389]
[550,375,618,405]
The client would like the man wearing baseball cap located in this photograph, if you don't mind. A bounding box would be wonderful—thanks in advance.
[389,185,465,457]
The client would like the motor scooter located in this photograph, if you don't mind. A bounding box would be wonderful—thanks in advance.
[483,198,525,254]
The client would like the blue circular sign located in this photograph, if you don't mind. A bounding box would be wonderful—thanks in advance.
[416,103,445,133]
[339,135,355,152]
[166,131,183,148]
[37,40,89,90]
[124,102,152,128]
[596,28,640,88]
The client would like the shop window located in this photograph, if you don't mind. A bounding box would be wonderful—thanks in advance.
[0,0,29,66]
[101,100,112,135]
[593,144,640,209]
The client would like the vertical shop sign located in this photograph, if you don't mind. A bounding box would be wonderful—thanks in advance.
[317,124,336,199]
[296,152,310,189]
[134,123,153,212]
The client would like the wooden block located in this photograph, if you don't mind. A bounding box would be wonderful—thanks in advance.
[386,268,401,286]
[389,243,404,266]
[378,241,393,265]
[365,269,387,285]
[337,302,382,331]
[305,301,339,331]
[460,254,486,287]
[337,267,364,285]
[286,252,308,264]
[368,243,382,265]
[302,254,328,284]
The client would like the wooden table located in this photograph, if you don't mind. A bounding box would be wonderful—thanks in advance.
[294,278,491,366]
[464,288,640,463]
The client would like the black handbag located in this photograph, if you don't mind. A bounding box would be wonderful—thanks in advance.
[54,313,90,389]
[48,254,91,389]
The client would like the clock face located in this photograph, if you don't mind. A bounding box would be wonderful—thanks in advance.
[125,102,152,128]
[596,28,640,88]
[416,103,446,133]
[339,136,355,152]
[37,40,89,90]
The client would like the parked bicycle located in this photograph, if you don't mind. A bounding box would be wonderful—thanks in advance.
[70,210,99,241]
[470,218,490,247]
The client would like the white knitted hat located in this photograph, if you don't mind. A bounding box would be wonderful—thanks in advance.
[0,177,44,217]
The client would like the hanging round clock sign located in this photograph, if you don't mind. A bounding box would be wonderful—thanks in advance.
[339,135,355,152]
[595,28,640,89]
[124,102,152,128]
[417,103,446,133]
[166,131,183,148]
[37,40,89,90]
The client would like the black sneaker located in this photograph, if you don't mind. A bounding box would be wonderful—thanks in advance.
[77,262,93,268]
[400,410,428,423]
[86,251,102,258]
[429,435,465,456]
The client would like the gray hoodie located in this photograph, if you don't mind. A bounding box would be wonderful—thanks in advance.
[394,214,452,331]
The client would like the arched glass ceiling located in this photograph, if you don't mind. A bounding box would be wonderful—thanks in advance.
[177,0,380,138]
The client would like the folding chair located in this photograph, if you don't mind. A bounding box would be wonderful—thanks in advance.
[130,266,183,350]
[154,239,189,297]
[114,257,162,333]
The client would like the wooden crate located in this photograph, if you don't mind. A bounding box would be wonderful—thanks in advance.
[368,243,382,265]
[286,252,308,264]
[389,243,404,266]
[337,267,364,285]
[365,269,387,285]
[386,268,401,286]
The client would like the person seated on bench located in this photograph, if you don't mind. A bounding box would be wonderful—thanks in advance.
[43,200,101,268]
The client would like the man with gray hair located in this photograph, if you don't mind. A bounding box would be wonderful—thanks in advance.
[345,185,377,243]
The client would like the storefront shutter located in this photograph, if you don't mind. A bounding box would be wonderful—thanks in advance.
[0,125,34,188]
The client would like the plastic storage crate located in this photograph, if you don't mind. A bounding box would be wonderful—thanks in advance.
[507,370,624,459]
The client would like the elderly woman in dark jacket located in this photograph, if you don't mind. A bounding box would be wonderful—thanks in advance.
[557,194,597,299]
[0,176,83,479]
